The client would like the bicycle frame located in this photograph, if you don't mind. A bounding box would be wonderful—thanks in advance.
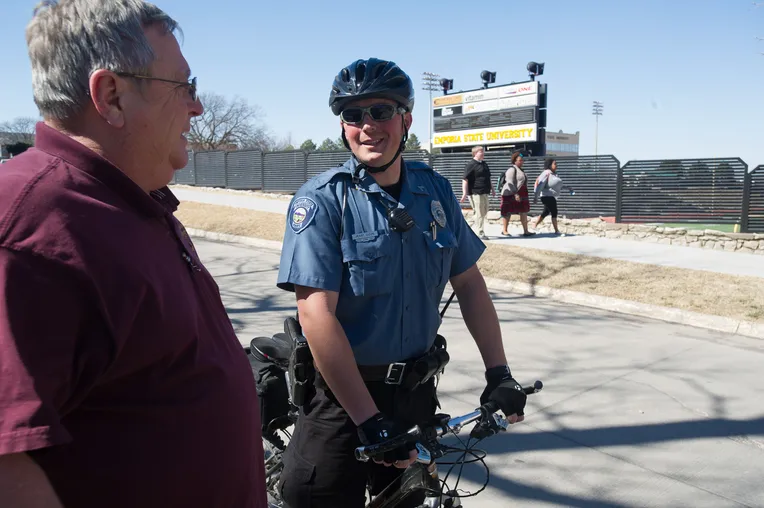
[366,462,455,508]
[360,407,501,508]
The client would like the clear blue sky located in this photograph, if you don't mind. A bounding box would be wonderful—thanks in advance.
[2,0,763,167]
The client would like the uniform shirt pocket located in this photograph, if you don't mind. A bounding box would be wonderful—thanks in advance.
[424,228,458,288]
[341,231,393,297]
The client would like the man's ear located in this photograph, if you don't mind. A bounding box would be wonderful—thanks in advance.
[404,112,413,130]
[88,69,126,128]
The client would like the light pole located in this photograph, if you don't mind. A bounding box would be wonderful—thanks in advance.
[421,71,441,154]
[592,101,604,157]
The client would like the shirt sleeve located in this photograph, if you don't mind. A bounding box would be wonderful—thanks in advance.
[438,178,485,277]
[534,170,550,200]
[462,161,474,180]
[0,248,82,455]
[277,187,344,293]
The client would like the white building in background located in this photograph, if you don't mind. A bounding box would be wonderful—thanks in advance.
[545,130,579,157]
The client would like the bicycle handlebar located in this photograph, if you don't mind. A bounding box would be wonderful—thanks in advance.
[355,380,543,462]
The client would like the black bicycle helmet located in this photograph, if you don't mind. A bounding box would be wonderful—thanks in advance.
[329,58,415,115]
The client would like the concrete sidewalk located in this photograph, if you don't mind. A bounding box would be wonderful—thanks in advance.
[198,238,764,508]
[171,186,763,279]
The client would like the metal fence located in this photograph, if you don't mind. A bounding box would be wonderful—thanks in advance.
[171,150,763,232]
[620,158,748,225]
[747,165,764,233]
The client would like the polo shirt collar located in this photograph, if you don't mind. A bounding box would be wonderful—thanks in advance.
[33,122,178,217]
[344,155,419,194]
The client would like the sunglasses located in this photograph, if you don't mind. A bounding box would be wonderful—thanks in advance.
[340,104,405,125]
[116,72,198,102]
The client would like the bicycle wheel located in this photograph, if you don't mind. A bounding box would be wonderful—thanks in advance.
[263,435,286,507]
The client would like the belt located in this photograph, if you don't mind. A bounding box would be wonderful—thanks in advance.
[357,338,450,388]
[357,362,412,385]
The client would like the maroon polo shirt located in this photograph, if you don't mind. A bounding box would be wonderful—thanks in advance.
[0,123,266,507]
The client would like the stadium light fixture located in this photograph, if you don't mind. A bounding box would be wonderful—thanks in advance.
[480,70,496,89]
[439,78,453,95]
[527,61,545,81]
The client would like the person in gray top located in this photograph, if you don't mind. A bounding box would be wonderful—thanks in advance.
[533,158,564,234]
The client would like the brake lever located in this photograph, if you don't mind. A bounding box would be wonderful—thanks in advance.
[470,412,509,440]
[415,442,433,464]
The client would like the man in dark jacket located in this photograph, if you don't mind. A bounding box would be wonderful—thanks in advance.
[460,145,494,239]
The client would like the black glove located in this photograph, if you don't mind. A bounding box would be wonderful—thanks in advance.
[480,365,527,417]
[357,412,415,464]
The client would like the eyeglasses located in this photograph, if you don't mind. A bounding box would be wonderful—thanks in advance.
[116,72,198,102]
[340,104,405,125]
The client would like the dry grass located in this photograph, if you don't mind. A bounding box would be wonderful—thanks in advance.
[478,244,764,322]
[175,201,286,242]
[176,201,764,323]
[170,184,293,201]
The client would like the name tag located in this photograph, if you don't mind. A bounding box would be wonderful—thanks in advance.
[352,231,379,243]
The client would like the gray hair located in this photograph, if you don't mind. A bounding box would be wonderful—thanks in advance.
[26,0,180,121]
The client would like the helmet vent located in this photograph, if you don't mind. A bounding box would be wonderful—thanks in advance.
[355,62,367,84]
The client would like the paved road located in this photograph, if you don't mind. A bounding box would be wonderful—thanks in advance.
[197,238,764,508]
[173,186,764,279]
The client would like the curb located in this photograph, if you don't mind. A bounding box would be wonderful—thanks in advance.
[185,228,283,252]
[480,277,764,340]
[186,228,764,341]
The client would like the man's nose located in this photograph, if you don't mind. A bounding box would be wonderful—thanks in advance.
[190,96,204,117]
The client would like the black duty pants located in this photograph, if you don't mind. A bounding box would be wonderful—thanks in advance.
[278,372,437,508]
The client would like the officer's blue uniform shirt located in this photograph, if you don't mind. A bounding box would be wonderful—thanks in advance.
[277,157,485,365]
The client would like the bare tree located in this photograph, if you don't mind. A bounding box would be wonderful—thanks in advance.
[188,92,271,151]
[0,116,38,145]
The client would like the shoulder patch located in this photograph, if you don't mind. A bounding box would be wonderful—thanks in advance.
[289,196,319,234]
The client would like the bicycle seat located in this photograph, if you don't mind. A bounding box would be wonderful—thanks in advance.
[250,334,292,365]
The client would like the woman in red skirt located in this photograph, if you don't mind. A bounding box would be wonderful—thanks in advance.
[499,151,535,237]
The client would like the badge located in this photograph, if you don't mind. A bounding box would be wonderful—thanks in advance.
[290,197,318,234]
[431,200,447,228]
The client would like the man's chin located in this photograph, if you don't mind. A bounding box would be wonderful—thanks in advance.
[358,148,397,169]
[170,153,189,171]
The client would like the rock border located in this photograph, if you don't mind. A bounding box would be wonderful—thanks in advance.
[479,211,764,255]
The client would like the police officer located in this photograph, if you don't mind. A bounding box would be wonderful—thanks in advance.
[276,58,528,508]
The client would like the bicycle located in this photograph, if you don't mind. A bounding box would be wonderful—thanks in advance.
[246,330,543,508]
[353,381,543,508]
[245,333,298,507]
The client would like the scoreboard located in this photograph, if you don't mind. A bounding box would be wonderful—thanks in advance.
[431,80,546,151]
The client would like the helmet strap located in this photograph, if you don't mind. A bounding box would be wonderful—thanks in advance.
[347,116,408,175]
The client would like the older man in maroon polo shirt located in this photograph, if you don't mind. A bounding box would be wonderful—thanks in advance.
[0,1,266,507]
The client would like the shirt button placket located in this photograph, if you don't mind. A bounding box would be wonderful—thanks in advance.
[402,231,411,346]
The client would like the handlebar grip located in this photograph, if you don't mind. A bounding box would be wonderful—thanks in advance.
[480,401,500,414]
[354,426,422,462]
[480,380,544,414]
[524,380,543,395]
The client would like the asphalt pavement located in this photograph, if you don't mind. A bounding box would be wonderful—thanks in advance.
[197,238,764,508]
